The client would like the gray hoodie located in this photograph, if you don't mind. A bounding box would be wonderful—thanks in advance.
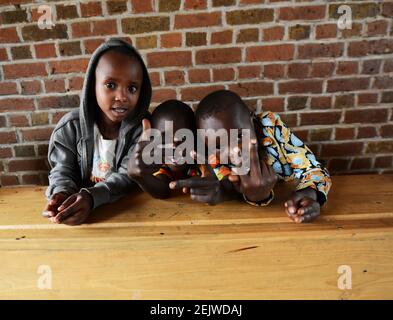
[46,39,152,209]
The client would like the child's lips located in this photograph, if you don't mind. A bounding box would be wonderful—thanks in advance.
[110,107,129,117]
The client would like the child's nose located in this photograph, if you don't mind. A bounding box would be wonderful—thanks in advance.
[115,88,128,102]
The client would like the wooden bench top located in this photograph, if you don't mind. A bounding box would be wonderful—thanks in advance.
[1,174,393,299]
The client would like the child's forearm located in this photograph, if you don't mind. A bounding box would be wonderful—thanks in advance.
[132,175,171,199]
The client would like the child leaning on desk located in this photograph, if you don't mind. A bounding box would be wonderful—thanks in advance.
[169,90,332,224]
[43,38,152,226]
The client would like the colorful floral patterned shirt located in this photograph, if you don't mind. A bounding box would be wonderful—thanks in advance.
[251,111,332,205]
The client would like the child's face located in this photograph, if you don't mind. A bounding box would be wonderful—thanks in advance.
[197,110,257,165]
[152,115,194,172]
[95,50,143,125]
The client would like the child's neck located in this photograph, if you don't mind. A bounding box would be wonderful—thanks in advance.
[97,115,120,140]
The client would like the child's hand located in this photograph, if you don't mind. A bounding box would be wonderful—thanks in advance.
[169,164,228,205]
[43,192,68,218]
[128,119,160,177]
[50,191,93,226]
[228,139,277,202]
[284,188,320,223]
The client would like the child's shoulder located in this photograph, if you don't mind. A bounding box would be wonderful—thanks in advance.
[54,109,80,130]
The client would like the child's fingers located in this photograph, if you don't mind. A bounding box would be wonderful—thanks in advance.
[297,210,320,223]
[284,199,298,215]
[228,174,239,183]
[169,177,212,190]
[182,187,189,194]
[60,210,84,226]
[140,119,151,141]
[55,202,80,223]
[58,194,77,212]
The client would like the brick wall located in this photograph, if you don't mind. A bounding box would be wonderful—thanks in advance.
[0,0,392,186]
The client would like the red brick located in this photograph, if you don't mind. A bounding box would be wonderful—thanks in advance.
[21,174,42,185]
[184,0,207,10]
[351,158,372,170]
[3,62,47,79]
[68,77,84,91]
[228,81,274,97]
[0,175,19,186]
[0,131,17,143]
[181,85,225,101]
[358,93,378,105]
[148,72,161,87]
[21,128,54,142]
[131,0,154,13]
[84,38,106,54]
[0,147,12,158]
[0,82,18,95]
[34,43,56,59]
[367,20,388,36]
[381,125,393,137]
[279,80,323,94]
[0,98,34,112]
[300,111,341,126]
[262,26,284,41]
[315,24,337,39]
[0,27,20,43]
[335,127,355,140]
[151,89,177,104]
[9,114,29,127]
[175,12,221,29]
[238,65,261,79]
[288,63,310,79]
[348,39,393,57]
[357,126,378,139]
[196,47,241,64]
[327,78,369,93]
[147,51,192,68]
[188,69,210,83]
[345,108,388,124]
[211,30,233,45]
[310,96,331,110]
[0,48,8,61]
[375,156,393,168]
[373,76,393,90]
[263,64,285,79]
[8,159,48,172]
[321,142,363,157]
[311,62,334,78]
[279,6,325,21]
[261,98,284,113]
[72,20,117,38]
[45,79,66,93]
[298,43,344,59]
[328,159,350,172]
[21,80,42,95]
[336,61,358,75]
[247,44,294,62]
[164,70,185,86]
[80,1,102,17]
[160,33,182,48]
[213,68,235,81]
[49,59,89,74]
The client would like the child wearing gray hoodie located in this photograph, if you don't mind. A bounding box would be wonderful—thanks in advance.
[43,38,152,226]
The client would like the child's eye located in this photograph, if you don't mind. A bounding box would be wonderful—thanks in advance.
[129,86,137,94]
[105,82,116,89]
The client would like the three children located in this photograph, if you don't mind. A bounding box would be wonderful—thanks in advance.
[44,39,331,225]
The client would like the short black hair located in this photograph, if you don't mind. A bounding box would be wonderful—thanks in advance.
[152,99,196,131]
[195,90,251,123]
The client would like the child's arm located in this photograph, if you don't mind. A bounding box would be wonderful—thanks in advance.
[269,112,332,222]
[127,119,170,198]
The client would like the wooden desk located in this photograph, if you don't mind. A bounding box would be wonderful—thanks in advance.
[0,174,392,299]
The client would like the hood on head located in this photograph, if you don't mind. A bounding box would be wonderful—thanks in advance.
[80,38,152,138]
